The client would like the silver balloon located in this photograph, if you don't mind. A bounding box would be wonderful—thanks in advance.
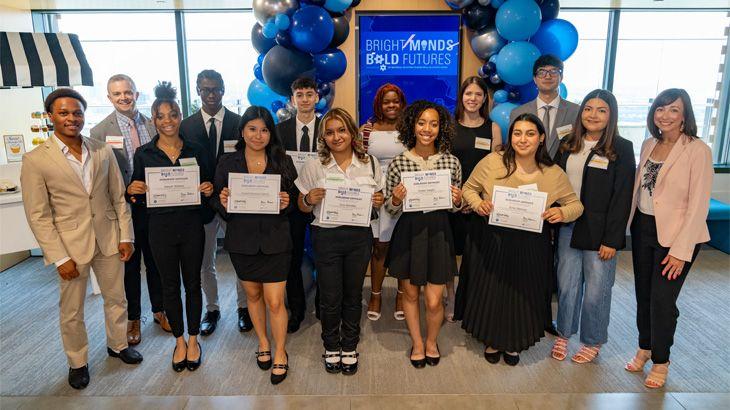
[277,107,293,122]
[447,0,474,9]
[478,0,491,6]
[470,27,507,60]
[253,0,299,25]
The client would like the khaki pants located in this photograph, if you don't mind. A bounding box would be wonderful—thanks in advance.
[59,247,128,369]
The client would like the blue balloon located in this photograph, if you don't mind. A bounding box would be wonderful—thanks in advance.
[490,102,518,143]
[495,0,542,41]
[262,20,278,39]
[275,30,293,48]
[275,14,291,30]
[324,0,352,13]
[491,0,505,7]
[291,6,335,53]
[538,0,560,21]
[530,18,579,61]
[247,79,286,109]
[313,48,347,82]
[271,100,285,112]
[316,98,327,111]
[516,81,538,104]
[559,83,568,99]
[254,63,264,81]
[317,81,332,97]
[493,89,508,104]
[262,45,316,96]
[488,54,499,64]
[257,54,265,65]
[496,41,541,85]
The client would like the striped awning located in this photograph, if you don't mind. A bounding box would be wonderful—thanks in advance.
[0,32,93,88]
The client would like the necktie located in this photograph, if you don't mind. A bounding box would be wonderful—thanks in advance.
[300,125,310,152]
[129,121,141,152]
[208,118,218,159]
[543,105,553,139]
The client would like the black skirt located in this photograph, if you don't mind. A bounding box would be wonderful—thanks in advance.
[385,210,457,286]
[230,251,291,283]
[448,211,482,256]
[456,216,553,352]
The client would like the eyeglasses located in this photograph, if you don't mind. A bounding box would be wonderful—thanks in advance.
[536,68,562,78]
[198,87,224,96]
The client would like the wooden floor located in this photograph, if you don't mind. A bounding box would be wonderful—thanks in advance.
[0,249,728,408]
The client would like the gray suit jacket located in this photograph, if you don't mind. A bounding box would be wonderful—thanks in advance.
[509,97,580,159]
[90,111,157,185]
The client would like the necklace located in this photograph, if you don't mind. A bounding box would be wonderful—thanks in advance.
[158,140,182,162]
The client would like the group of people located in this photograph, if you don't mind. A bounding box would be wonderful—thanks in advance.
[20,53,714,391]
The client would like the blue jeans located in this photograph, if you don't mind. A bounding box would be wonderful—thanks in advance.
[556,223,617,345]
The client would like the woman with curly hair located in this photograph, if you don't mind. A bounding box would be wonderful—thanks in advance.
[384,100,463,368]
[360,83,408,322]
[295,108,384,376]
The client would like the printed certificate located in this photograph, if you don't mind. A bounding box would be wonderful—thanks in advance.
[401,169,452,212]
[320,185,374,227]
[489,186,548,233]
[227,173,281,214]
[145,166,200,208]
[286,151,320,173]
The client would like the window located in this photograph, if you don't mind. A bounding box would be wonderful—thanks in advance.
[53,12,180,128]
[612,11,729,156]
[560,11,610,105]
[184,12,259,117]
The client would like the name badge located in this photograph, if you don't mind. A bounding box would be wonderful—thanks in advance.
[324,173,346,187]
[556,124,573,140]
[223,140,237,153]
[179,157,198,167]
[588,156,609,170]
[474,137,492,151]
[518,183,538,191]
[105,136,124,149]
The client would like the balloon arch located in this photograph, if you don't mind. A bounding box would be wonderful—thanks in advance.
[247,0,578,132]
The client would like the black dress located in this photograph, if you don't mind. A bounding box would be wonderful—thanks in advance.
[449,121,494,255]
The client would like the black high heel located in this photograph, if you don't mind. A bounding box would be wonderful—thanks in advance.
[256,350,272,370]
[270,352,289,385]
[172,343,187,372]
[425,344,441,366]
[410,347,426,369]
[186,342,202,371]
[341,351,360,375]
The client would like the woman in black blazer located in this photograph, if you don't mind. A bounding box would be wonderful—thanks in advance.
[212,106,298,385]
[552,89,635,363]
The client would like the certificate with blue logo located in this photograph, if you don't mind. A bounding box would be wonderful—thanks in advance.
[489,186,548,233]
[145,166,200,208]
[401,169,452,212]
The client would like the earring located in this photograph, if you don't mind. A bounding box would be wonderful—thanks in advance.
[680,121,685,132]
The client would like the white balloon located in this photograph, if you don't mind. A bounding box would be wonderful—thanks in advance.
[478,0,491,6]
[253,0,299,25]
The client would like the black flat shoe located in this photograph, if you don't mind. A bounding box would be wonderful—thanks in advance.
[68,365,90,389]
[172,344,187,372]
[186,342,202,371]
[484,350,501,364]
[287,317,302,334]
[503,352,520,366]
[256,350,272,370]
[410,347,426,369]
[322,351,341,374]
[341,351,359,375]
[238,308,253,332]
[270,352,289,385]
[200,310,220,336]
[107,347,143,364]
[425,345,441,367]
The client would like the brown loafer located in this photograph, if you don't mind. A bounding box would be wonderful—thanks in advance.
[153,312,172,333]
[127,320,141,345]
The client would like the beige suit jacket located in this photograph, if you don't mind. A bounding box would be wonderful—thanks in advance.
[20,136,133,266]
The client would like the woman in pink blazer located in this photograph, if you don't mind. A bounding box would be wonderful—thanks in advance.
[625,88,713,388]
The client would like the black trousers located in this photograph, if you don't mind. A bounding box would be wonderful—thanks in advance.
[125,206,163,320]
[630,211,701,364]
[312,226,372,351]
[148,210,205,338]
[286,210,309,321]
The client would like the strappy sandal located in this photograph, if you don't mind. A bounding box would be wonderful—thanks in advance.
[572,345,600,364]
[625,348,651,372]
[394,290,405,321]
[366,291,382,321]
[255,350,272,370]
[551,337,569,361]
[644,362,669,389]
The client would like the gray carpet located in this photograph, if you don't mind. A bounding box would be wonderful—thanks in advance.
[0,249,728,396]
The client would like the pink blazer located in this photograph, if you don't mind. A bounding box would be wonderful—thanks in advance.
[628,135,713,262]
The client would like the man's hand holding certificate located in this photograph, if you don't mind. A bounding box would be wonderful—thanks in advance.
[400,169,452,212]
[488,186,548,233]
[227,173,281,214]
[319,177,374,227]
[145,166,201,208]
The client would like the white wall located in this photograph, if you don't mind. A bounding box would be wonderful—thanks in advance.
[712,173,730,203]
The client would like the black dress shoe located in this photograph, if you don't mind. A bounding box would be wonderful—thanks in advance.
[107,347,143,364]
[68,365,90,389]
[287,317,302,334]
[484,350,501,364]
[410,347,426,369]
[256,350,272,370]
[341,351,359,375]
[322,351,341,374]
[172,344,187,372]
[503,352,520,366]
[238,308,253,333]
[200,310,220,336]
[545,320,559,336]
[270,352,289,385]
[425,345,441,367]
[187,342,202,371]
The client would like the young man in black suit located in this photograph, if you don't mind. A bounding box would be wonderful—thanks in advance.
[276,77,321,333]
[180,69,252,335]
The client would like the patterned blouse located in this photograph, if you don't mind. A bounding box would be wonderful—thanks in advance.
[384,150,462,215]
[638,158,663,215]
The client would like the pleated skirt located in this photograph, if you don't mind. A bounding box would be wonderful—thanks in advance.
[456,216,553,352]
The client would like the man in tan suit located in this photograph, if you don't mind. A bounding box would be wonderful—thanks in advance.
[21,88,143,390]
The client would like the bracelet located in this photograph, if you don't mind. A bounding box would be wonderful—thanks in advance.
[303,193,313,207]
